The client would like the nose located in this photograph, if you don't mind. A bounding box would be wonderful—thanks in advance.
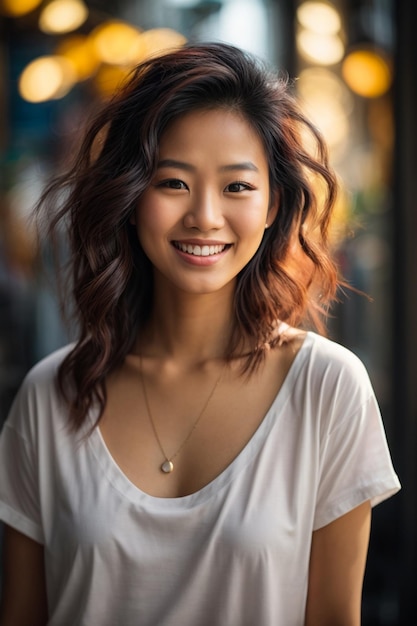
[183,190,225,231]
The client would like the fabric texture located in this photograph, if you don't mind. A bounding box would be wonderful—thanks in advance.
[0,332,400,626]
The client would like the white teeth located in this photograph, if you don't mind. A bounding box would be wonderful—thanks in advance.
[175,242,227,256]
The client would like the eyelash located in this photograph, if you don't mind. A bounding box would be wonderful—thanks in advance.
[225,181,253,192]
[156,179,188,190]
[156,179,254,192]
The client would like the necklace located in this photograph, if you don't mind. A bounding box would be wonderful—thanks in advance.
[139,357,225,474]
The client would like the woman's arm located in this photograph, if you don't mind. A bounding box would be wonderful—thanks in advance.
[0,525,48,626]
[305,501,371,626]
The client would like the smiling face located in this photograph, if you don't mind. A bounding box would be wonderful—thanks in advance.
[132,108,278,298]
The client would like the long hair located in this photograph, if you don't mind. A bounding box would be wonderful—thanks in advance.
[37,42,339,430]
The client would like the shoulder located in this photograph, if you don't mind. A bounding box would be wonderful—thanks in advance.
[4,344,75,435]
[22,344,75,392]
[296,332,376,414]
[280,325,371,386]
[306,332,369,375]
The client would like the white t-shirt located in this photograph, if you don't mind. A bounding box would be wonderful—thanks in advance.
[0,332,400,625]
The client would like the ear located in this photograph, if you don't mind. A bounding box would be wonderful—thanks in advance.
[129,210,137,226]
[266,191,279,227]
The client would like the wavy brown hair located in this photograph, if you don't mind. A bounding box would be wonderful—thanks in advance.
[37,42,340,430]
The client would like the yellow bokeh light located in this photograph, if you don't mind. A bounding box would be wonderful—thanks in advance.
[298,67,353,113]
[342,49,392,98]
[297,69,353,164]
[19,55,76,102]
[39,0,88,35]
[93,64,132,97]
[55,35,99,80]
[297,1,341,35]
[0,0,42,17]
[297,29,345,65]
[139,28,187,60]
[90,21,144,66]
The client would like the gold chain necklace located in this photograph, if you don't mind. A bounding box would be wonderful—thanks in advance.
[139,356,225,474]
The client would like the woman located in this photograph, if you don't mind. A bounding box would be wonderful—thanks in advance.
[0,42,400,625]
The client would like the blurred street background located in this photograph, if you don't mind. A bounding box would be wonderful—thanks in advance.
[0,0,415,623]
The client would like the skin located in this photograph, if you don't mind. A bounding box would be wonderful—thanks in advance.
[305,501,371,625]
[0,525,47,625]
[0,108,371,625]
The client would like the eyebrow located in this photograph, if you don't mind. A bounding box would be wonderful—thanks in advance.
[220,162,259,173]
[157,159,259,173]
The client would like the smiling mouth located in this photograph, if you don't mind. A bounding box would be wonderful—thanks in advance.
[173,242,230,257]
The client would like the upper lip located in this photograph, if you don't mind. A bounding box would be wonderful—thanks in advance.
[171,239,230,246]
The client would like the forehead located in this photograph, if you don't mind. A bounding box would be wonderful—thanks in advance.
[158,108,268,166]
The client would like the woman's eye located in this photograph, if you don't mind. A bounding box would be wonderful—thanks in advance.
[158,179,188,190]
[225,182,252,193]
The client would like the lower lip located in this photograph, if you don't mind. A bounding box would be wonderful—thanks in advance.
[172,245,230,266]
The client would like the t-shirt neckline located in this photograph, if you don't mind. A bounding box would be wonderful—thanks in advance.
[88,332,314,509]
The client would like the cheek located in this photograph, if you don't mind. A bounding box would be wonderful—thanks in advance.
[136,192,184,233]
[135,200,167,241]
[231,201,270,236]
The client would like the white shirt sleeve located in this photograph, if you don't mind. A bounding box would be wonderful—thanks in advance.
[0,347,69,545]
[0,393,44,543]
[312,349,400,530]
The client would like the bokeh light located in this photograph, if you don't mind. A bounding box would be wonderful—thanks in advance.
[18,55,76,102]
[138,28,187,60]
[93,64,132,97]
[54,35,99,80]
[90,21,144,65]
[297,30,345,65]
[342,48,392,98]
[39,0,88,34]
[297,1,341,35]
[297,67,352,149]
[0,0,42,17]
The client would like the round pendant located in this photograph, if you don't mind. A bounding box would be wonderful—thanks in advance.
[161,460,174,473]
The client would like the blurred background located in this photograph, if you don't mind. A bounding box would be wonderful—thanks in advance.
[0,0,415,623]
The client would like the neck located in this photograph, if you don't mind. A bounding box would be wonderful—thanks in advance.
[136,282,236,365]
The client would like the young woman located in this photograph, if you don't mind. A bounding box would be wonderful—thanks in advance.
[0,42,400,625]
